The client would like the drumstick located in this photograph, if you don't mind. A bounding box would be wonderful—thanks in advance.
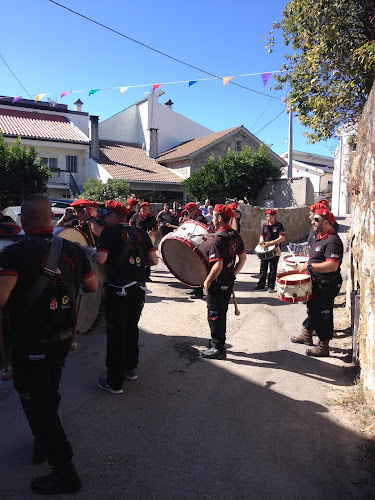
[166,223,179,229]
[232,289,240,316]
[0,315,12,381]
[71,295,83,351]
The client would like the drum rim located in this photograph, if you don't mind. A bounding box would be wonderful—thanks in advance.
[255,243,276,253]
[283,254,309,264]
[276,270,311,285]
[53,226,90,245]
[181,220,214,233]
[161,236,207,287]
[277,292,313,303]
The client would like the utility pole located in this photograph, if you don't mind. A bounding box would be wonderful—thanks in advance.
[288,109,293,178]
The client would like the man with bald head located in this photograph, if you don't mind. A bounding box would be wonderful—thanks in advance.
[0,194,98,495]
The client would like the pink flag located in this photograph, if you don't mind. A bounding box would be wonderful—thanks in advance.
[61,91,72,98]
[261,73,272,87]
[223,76,234,86]
[152,84,162,92]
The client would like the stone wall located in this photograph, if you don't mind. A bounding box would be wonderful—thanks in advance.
[346,83,375,395]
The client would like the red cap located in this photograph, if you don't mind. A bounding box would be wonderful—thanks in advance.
[309,202,328,212]
[139,202,150,208]
[70,199,90,208]
[228,203,237,210]
[105,200,129,215]
[214,204,235,218]
[318,199,330,208]
[181,209,187,215]
[127,198,138,206]
[88,200,98,208]
[265,209,277,216]
[184,202,199,211]
[315,208,336,225]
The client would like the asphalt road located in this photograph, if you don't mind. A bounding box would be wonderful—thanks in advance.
[1,216,374,499]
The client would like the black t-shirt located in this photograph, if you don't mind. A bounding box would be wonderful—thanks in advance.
[308,229,343,281]
[307,225,316,248]
[129,213,158,232]
[0,230,93,341]
[261,221,285,243]
[193,214,208,225]
[97,223,155,284]
[208,227,245,285]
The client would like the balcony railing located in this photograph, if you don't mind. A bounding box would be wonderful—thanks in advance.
[48,170,81,197]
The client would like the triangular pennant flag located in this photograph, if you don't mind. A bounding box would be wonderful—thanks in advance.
[12,96,22,104]
[89,89,100,96]
[296,169,299,172]
[306,168,308,172]
[223,76,234,86]
[261,72,272,87]
[61,91,72,98]
[152,84,162,92]
[35,94,46,102]
[189,81,197,87]
[120,87,129,94]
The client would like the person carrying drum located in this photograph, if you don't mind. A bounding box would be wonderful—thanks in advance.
[126,198,138,222]
[56,199,104,246]
[291,208,343,357]
[200,204,246,359]
[254,209,285,292]
[129,202,158,281]
[94,200,158,393]
[0,195,98,495]
[184,202,208,299]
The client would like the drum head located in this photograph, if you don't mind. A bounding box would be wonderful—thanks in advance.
[53,227,88,246]
[161,237,207,287]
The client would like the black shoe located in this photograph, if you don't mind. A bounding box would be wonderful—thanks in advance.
[33,439,47,465]
[190,293,203,299]
[31,461,82,495]
[200,347,226,359]
[97,377,123,394]
[253,284,266,290]
[145,277,152,282]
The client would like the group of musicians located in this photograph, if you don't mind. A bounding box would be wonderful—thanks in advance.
[0,194,342,494]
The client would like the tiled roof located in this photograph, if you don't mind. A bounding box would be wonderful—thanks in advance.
[99,140,182,184]
[0,108,89,143]
[157,126,242,161]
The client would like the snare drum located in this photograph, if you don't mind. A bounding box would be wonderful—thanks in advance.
[282,255,309,272]
[276,271,312,303]
[159,220,215,287]
[254,244,277,260]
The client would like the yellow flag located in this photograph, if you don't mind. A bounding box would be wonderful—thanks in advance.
[35,94,46,102]
[223,76,234,86]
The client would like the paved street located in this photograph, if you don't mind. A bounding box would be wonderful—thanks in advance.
[1,216,374,499]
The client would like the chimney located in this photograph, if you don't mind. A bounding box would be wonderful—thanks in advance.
[89,115,99,160]
[148,128,159,158]
[164,99,173,109]
[74,99,83,112]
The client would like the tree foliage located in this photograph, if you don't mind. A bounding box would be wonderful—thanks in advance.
[181,145,281,204]
[0,133,51,203]
[81,177,130,203]
[265,0,375,142]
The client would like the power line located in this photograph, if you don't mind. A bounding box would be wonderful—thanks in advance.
[48,0,281,101]
[254,109,286,135]
[0,53,32,99]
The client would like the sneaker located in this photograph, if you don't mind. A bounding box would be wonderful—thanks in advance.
[97,378,123,394]
[200,347,227,359]
[253,284,266,290]
[267,287,275,293]
[125,369,138,381]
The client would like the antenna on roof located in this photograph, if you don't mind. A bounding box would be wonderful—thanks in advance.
[47,97,58,107]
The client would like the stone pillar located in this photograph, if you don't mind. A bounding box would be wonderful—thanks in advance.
[148,128,159,159]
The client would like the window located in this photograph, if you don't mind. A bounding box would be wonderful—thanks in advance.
[235,141,242,151]
[40,157,58,169]
[327,181,332,192]
[66,155,77,173]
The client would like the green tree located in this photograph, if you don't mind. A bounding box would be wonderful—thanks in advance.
[81,177,130,203]
[0,133,51,204]
[265,0,375,142]
[182,145,281,204]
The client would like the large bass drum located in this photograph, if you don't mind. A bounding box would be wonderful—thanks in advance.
[159,220,215,287]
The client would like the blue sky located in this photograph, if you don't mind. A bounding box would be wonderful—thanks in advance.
[0,0,338,158]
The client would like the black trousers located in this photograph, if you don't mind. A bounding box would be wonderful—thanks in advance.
[259,256,280,288]
[207,281,233,350]
[105,285,145,390]
[303,279,341,341]
[11,338,73,467]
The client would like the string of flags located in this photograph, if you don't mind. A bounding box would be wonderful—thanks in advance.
[9,70,281,104]
[296,167,330,172]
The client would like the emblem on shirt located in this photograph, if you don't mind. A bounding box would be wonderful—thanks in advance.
[129,256,135,265]
[273,227,278,232]
[315,246,322,252]
[209,253,216,259]
[135,256,141,267]
[331,253,339,259]
[62,295,70,305]
[50,298,58,310]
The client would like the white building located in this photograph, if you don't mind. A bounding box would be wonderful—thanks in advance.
[331,125,356,215]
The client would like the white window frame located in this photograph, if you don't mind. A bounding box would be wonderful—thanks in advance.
[40,157,58,169]
[235,141,242,151]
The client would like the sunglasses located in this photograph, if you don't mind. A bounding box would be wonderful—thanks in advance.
[313,217,322,222]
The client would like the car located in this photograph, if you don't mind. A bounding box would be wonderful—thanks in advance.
[2,205,66,227]
[48,198,75,209]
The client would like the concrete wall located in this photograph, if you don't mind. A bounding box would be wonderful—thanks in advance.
[332,126,356,215]
[254,177,315,208]
[346,83,375,394]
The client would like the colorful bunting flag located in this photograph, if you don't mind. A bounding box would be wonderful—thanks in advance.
[261,73,272,87]
[223,76,234,86]
[189,81,197,87]
[89,89,100,96]
[297,170,299,173]
[12,96,22,104]
[61,91,72,98]
[152,84,162,92]
[120,87,129,94]
[35,94,46,102]
[306,168,308,172]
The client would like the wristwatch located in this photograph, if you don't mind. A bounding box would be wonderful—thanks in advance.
[307,263,312,272]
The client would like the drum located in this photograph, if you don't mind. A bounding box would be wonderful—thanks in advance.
[0,233,24,253]
[276,271,312,303]
[254,244,277,260]
[159,220,215,287]
[282,254,309,272]
[53,227,89,245]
